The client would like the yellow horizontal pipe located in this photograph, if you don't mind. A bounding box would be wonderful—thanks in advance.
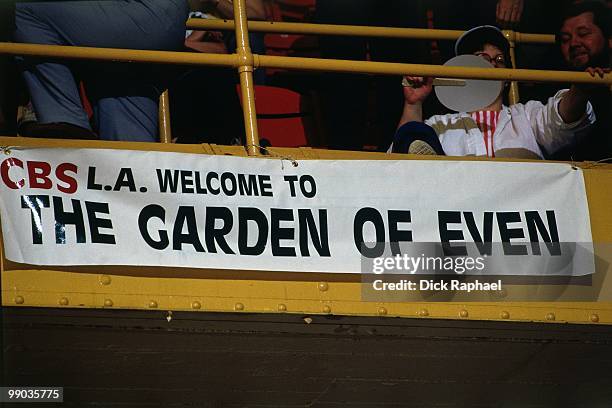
[189,19,464,40]
[187,19,556,44]
[2,42,607,85]
[256,54,612,85]
[0,42,237,67]
[514,32,557,45]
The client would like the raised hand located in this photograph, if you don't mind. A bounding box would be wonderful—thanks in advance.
[496,0,524,28]
[559,66,610,124]
[402,76,434,105]
[585,67,611,79]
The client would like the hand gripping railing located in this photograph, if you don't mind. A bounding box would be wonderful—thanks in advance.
[0,0,610,155]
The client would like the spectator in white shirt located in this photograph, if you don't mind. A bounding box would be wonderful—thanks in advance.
[391,25,603,159]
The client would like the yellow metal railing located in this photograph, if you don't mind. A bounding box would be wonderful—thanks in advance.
[186,18,557,106]
[233,0,260,157]
[0,0,610,152]
[2,41,605,83]
[186,18,555,44]
[158,90,172,144]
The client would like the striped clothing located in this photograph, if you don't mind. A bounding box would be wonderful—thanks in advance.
[471,110,501,158]
[390,90,595,159]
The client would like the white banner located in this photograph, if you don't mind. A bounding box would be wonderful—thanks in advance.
[0,147,594,275]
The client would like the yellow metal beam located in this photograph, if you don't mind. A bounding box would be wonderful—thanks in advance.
[186,19,556,44]
[232,0,260,156]
[3,268,611,325]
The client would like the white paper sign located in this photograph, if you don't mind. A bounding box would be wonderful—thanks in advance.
[0,147,594,275]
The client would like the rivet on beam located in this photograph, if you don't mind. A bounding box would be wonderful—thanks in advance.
[419,308,429,317]
[59,297,69,306]
[104,299,114,307]
[590,314,600,323]
[191,301,201,310]
[149,300,158,309]
[459,309,469,318]
[99,275,111,286]
[501,311,510,319]
[322,305,331,314]
[318,282,329,292]
[546,312,556,321]
[378,307,387,316]
[15,295,24,305]
[277,304,287,312]
[235,302,245,311]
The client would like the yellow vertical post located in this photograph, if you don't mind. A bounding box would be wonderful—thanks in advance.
[159,90,172,143]
[504,30,520,105]
[233,0,260,156]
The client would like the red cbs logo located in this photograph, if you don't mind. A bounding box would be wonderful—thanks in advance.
[0,158,78,194]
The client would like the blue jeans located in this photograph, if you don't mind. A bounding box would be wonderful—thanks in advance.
[15,0,189,141]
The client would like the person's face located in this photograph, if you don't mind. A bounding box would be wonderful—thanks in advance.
[474,44,507,68]
[474,44,507,102]
[559,12,608,69]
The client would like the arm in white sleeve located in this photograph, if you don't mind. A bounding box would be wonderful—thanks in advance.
[524,89,596,156]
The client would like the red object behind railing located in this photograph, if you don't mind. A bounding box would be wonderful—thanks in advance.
[237,84,308,147]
